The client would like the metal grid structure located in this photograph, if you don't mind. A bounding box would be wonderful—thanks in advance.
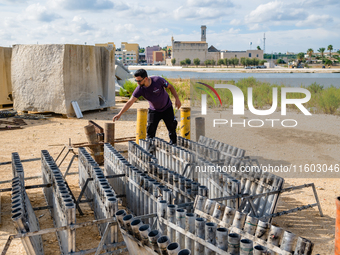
[116,198,314,255]
[141,137,285,221]
[1,134,323,255]
[41,150,76,254]
[116,136,321,254]
[11,152,44,255]
[78,147,119,245]
[2,149,128,255]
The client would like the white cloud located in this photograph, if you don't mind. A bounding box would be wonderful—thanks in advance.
[296,14,333,27]
[1,0,27,3]
[248,23,262,31]
[187,0,234,8]
[0,0,338,53]
[112,23,137,34]
[230,19,241,26]
[228,28,240,33]
[51,0,114,10]
[72,16,94,33]
[25,3,61,22]
[0,29,14,41]
[150,28,169,36]
[113,1,129,11]
[3,17,19,28]
[300,0,340,8]
[133,5,158,15]
[174,6,225,20]
[245,1,307,24]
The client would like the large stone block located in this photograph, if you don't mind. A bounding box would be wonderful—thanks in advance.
[12,44,115,116]
[0,47,13,106]
[115,62,133,81]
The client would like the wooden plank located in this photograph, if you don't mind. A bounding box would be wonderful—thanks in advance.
[88,120,104,134]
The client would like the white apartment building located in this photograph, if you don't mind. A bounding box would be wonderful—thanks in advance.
[115,50,137,65]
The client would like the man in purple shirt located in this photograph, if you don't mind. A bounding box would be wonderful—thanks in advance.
[112,69,181,145]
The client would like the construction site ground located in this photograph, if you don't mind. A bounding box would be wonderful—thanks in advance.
[0,97,338,254]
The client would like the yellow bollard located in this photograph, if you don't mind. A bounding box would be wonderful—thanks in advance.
[180,107,191,139]
[136,108,148,144]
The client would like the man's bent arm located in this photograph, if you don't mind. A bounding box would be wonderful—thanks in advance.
[168,84,182,109]
[112,96,138,122]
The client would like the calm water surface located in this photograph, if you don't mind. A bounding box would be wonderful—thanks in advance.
[131,70,340,88]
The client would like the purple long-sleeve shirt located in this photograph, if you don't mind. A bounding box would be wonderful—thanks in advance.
[132,76,172,112]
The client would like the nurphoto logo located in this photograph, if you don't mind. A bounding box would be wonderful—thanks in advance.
[197,82,312,128]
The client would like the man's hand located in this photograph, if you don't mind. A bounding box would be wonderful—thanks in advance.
[112,114,121,122]
[175,98,181,109]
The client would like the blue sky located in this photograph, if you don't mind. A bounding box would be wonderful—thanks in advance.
[0,0,339,53]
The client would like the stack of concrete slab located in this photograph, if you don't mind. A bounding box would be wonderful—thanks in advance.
[12,44,115,116]
[115,59,134,91]
[0,47,13,106]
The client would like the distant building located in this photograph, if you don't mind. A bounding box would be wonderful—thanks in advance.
[207,45,220,63]
[115,50,137,65]
[95,42,139,65]
[95,42,115,51]
[220,50,263,60]
[145,45,161,64]
[153,50,166,64]
[167,25,263,66]
[121,42,139,63]
[169,25,208,66]
[201,25,207,42]
[166,46,172,58]
[139,52,146,63]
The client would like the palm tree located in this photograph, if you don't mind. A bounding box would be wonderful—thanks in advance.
[318,47,325,63]
[328,45,333,58]
[257,46,261,50]
[307,48,313,62]
[296,52,305,67]
[297,52,304,62]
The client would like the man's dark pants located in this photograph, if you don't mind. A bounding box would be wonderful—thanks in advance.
[147,106,177,144]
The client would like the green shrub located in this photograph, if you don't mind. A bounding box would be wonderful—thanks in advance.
[318,86,340,114]
[307,83,323,94]
[193,58,200,66]
[204,60,211,66]
[164,77,190,104]
[185,58,191,65]
[119,80,144,100]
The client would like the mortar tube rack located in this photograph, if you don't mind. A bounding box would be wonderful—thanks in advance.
[1,215,159,255]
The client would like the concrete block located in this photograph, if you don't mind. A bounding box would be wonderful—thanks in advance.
[117,79,125,88]
[0,47,13,105]
[115,59,130,74]
[115,61,133,81]
[12,44,115,116]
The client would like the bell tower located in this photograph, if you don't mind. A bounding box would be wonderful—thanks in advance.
[201,25,207,42]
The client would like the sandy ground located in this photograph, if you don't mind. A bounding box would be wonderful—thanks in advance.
[0,97,338,254]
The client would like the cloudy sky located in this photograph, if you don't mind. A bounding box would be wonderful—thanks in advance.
[0,0,339,53]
